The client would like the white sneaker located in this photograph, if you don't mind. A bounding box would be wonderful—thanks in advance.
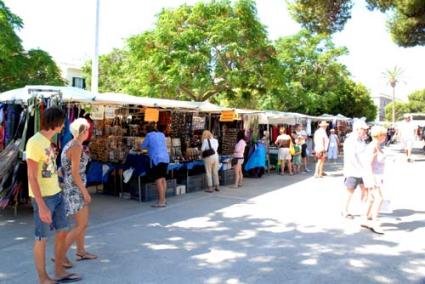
[304,168,311,173]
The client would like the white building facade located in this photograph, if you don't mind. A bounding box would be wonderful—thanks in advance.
[59,61,86,89]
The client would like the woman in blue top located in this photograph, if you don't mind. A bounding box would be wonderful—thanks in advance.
[141,123,170,208]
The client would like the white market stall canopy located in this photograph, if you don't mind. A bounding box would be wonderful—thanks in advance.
[0,87,355,123]
[317,113,351,121]
[265,111,309,125]
[0,85,95,103]
[92,93,199,110]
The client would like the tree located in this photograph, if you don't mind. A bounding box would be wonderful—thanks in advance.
[287,0,353,34]
[86,0,281,107]
[0,0,25,91]
[407,89,425,113]
[82,48,127,93]
[271,30,376,120]
[383,66,403,125]
[23,49,65,86]
[366,0,425,47]
[385,101,409,121]
[287,0,425,47]
[0,0,64,92]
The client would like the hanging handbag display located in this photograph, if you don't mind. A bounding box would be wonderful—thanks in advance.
[202,139,215,158]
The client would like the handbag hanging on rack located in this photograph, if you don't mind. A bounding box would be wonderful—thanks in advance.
[202,139,215,158]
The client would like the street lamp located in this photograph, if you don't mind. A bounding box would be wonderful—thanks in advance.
[91,0,100,95]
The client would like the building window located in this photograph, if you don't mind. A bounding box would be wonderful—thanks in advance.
[72,77,86,89]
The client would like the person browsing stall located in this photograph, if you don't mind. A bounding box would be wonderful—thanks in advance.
[275,127,293,176]
[201,130,220,193]
[141,123,170,208]
[233,131,247,188]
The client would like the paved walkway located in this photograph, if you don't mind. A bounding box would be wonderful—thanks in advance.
[1,144,425,283]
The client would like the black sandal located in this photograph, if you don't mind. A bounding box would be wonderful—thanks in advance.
[76,252,97,261]
[55,272,82,283]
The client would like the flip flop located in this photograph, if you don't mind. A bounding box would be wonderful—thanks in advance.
[76,252,97,261]
[341,212,354,219]
[151,203,166,208]
[370,226,384,235]
[55,273,82,283]
[51,257,73,269]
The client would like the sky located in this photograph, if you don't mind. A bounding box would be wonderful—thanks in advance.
[4,0,425,101]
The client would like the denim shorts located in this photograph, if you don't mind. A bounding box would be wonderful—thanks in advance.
[344,177,364,190]
[31,192,69,240]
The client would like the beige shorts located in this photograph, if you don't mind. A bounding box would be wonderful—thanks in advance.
[278,148,291,160]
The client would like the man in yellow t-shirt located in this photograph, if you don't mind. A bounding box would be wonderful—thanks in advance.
[26,107,81,283]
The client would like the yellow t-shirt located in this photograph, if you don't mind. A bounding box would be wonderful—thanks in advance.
[26,132,61,197]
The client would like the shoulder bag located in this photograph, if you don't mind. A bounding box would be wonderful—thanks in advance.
[202,139,215,158]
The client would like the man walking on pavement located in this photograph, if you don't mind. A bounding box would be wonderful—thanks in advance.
[26,107,82,283]
[341,119,369,218]
[313,121,329,178]
[398,114,416,162]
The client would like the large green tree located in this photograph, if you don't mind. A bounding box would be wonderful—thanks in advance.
[407,89,425,113]
[385,101,409,121]
[84,0,280,107]
[0,0,64,92]
[287,0,425,47]
[82,48,128,93]
[0,0,25,91]
[270,30,377,120]
[287,0,353,34]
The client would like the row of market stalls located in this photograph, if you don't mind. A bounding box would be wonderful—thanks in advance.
[0,85,353,213]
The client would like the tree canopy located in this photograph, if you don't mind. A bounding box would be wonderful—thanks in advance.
[83,0,376,120]
[83,0,280,108]
[385,88,425,121]
[0,0,64,92]
[270,30,376,120]
[287,0,425,47]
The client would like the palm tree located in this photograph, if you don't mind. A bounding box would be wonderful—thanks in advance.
[383,66,403,125]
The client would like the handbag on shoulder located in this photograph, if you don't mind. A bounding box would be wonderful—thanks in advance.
[202,139,215,158]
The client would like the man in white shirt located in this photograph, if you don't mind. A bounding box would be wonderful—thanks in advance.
[342,119,369,218]
[313,121,329,178]
[398,114,416,162]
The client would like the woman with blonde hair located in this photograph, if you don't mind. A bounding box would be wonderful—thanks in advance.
[362,125,387,235]
[201,130,220,192]
[56,118,97,268]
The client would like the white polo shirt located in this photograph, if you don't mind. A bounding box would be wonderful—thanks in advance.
[343,132,366,178]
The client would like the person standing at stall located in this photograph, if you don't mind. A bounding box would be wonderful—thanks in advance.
[141,123,170,208]
[26,107,82,284]
[295,124,310,172]
[313,121,329,178]
[275,127,293,176]
[60,118,97,267]
[327,129,340,162]
[201,130,220,193]
[233,131,247,188]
